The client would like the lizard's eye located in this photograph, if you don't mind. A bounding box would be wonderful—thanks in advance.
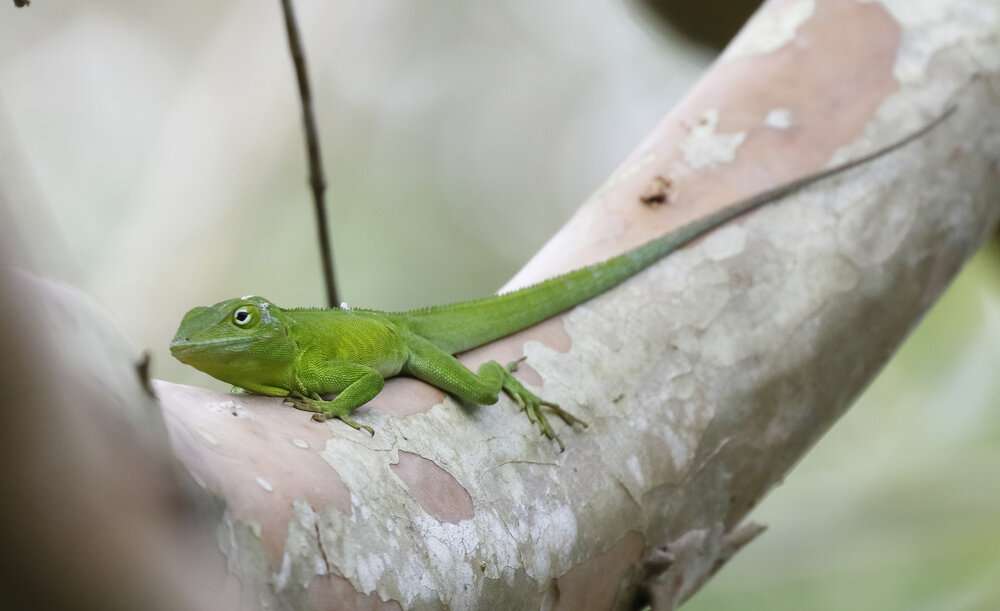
[233,307,253,326]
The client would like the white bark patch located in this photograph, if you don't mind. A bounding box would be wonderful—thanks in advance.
[703,225,748,261]
[292,438,310,449]
[274,501,329,594]
[725,0,815,60]
[524,505,578,578]
[764,108,794,129]
[275,550,294,592]
[680,110,746,170]
[867,0,1000,83]
[255,476,273,493]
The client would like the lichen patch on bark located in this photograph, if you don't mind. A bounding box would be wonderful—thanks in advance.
[679,110,747,170]
[868,0,1000,82]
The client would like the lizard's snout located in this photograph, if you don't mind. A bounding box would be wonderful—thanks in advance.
[169,337,195,361]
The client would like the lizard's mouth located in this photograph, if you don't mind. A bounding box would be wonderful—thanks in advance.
[169,337,257,361]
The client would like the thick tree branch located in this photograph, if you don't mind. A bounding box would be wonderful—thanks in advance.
[4,1,998,610]
[0,222,233,611]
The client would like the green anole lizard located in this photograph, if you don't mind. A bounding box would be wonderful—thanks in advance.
[171,107,952,450]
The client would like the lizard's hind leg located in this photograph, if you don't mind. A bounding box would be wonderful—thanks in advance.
[404,336,587,450]
[506,357,587,429]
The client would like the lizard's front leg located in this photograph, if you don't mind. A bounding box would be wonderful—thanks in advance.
[404,336,587,450]
[286,363,383,435]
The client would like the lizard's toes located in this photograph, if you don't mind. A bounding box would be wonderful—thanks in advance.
[541,401,589,428]
[506,356,528,373]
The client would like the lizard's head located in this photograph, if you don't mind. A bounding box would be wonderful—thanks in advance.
[170,295,295,388]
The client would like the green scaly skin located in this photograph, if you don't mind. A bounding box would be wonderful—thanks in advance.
[170,109,951,450]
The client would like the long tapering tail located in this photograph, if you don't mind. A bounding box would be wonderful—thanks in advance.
[395,107,954,355]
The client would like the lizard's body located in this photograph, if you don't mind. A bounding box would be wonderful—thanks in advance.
[171,109,950,448]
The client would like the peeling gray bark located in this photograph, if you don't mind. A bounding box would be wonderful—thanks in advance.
[640,521,767,609]
[5,1,998,610]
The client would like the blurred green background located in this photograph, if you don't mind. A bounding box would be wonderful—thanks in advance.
[1,2,997,610]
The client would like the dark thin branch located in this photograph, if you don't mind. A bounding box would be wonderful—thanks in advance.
[279,0,339,308]
[14,0,30,7]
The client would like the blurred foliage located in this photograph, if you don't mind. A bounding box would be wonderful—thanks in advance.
[1,2,997,610]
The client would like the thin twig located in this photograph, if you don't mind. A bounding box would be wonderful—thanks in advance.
[279,0,339,307]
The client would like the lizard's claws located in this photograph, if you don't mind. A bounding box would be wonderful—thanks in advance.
[285,395,375,436]
[501,363,587,452]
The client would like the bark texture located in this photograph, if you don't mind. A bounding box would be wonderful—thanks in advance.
[8,0,999,610]
[156,1,1000,609]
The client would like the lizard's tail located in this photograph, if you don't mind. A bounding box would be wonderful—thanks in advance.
[396,106,954,355]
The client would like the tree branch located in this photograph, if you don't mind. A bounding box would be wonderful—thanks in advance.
[4,1,999,610]
[0,216,233,611]
[279,0,339,308]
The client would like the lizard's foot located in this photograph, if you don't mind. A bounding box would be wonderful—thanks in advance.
[285,394,375,436]
[502,362,588,452]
